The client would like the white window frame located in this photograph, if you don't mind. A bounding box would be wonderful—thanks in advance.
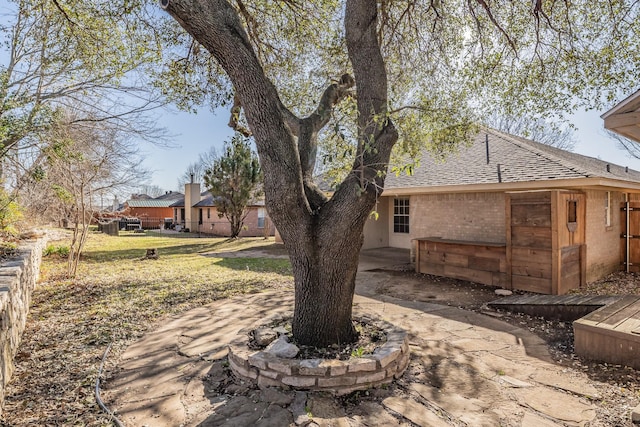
[257,207,266,228]
[393,198,410,234]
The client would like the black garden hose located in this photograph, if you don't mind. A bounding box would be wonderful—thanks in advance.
[95,343,125,427]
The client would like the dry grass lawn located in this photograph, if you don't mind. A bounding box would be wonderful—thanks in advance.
[1,230,293,426]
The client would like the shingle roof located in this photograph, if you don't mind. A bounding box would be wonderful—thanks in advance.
[384,128,640,190]
[167,191,207,208]
[154,191,184,201]
[193,194,265,208]
[193,192,215,207]
[168,191,265,208]
[125,199,179,208]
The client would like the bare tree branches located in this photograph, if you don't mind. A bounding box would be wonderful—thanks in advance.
[1,0,169,172]
[608,130,640,160]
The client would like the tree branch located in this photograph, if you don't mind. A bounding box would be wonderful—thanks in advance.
[166,0,314,238]
[322,0,398,234]
[310,74,355,130]
[298,74,355,175]
[469,0,518,55]
[227,92,252,136]
[50,0,78,27]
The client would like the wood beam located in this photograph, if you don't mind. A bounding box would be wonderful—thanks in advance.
[604,112,640,130]
[612,125,640,144]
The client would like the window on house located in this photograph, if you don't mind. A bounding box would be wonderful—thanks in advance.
[207,208,210,219]
[605,191,611,227]
[258,208,266,228]
[393,198,410,233]
[198,208,203,225]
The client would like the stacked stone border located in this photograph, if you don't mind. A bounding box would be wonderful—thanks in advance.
[0,236,47,415]
[228,315,410,395]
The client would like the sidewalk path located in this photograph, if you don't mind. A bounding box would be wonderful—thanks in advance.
[104,270,601,426]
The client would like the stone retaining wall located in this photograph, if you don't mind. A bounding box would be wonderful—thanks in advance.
[0,237,47,413]
[228,317,410,395]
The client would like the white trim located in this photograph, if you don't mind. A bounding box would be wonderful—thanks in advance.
[601,89,640,119]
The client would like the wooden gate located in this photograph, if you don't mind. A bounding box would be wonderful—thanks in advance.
[620,202,640,272]
[507,190,586,295]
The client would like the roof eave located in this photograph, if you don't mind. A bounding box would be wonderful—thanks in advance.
[602,89,640,119]
[382,177,640,196]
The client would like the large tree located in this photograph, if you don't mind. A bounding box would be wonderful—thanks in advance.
[162,0,640,346]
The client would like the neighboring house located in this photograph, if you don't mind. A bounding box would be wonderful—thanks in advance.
[123,191,184,228]
[170,179,274,237]
[362,128,640,294]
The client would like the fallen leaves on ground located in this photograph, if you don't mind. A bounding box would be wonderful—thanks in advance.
[1,232,292,426]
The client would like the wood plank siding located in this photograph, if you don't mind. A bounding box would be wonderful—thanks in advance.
[507,190,586,295]
[414,238,507,287]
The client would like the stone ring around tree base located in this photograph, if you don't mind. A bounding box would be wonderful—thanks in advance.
[228,316,410,395]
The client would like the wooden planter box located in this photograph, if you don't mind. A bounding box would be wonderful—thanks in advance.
[414,190,587,295]
[414,237,507,287]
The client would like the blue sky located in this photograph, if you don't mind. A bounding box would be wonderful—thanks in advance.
[138,108,234,192]
[146,104,640,194]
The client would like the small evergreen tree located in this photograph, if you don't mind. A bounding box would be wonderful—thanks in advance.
[205,134,262,238]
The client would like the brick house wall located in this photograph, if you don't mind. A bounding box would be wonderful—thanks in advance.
[362,192,507,250]
[186,206,275,237]
[585,189,624,282]
[364,189,629,286]
[410,192,506,244]
[362,197,390,249]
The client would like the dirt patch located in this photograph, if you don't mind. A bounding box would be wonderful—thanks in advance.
[373,267,505,310]
[373,267,640,426]
[248,317,387,360]
[203,249,289,259]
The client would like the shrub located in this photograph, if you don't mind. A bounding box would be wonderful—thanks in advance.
[0,190,23,237]
[44,244,70,258]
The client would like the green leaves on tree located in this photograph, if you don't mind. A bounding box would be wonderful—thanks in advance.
[204,132,262,238]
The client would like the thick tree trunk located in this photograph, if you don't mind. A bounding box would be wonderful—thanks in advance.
[165,0,397,346]
[289,225,363,346]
